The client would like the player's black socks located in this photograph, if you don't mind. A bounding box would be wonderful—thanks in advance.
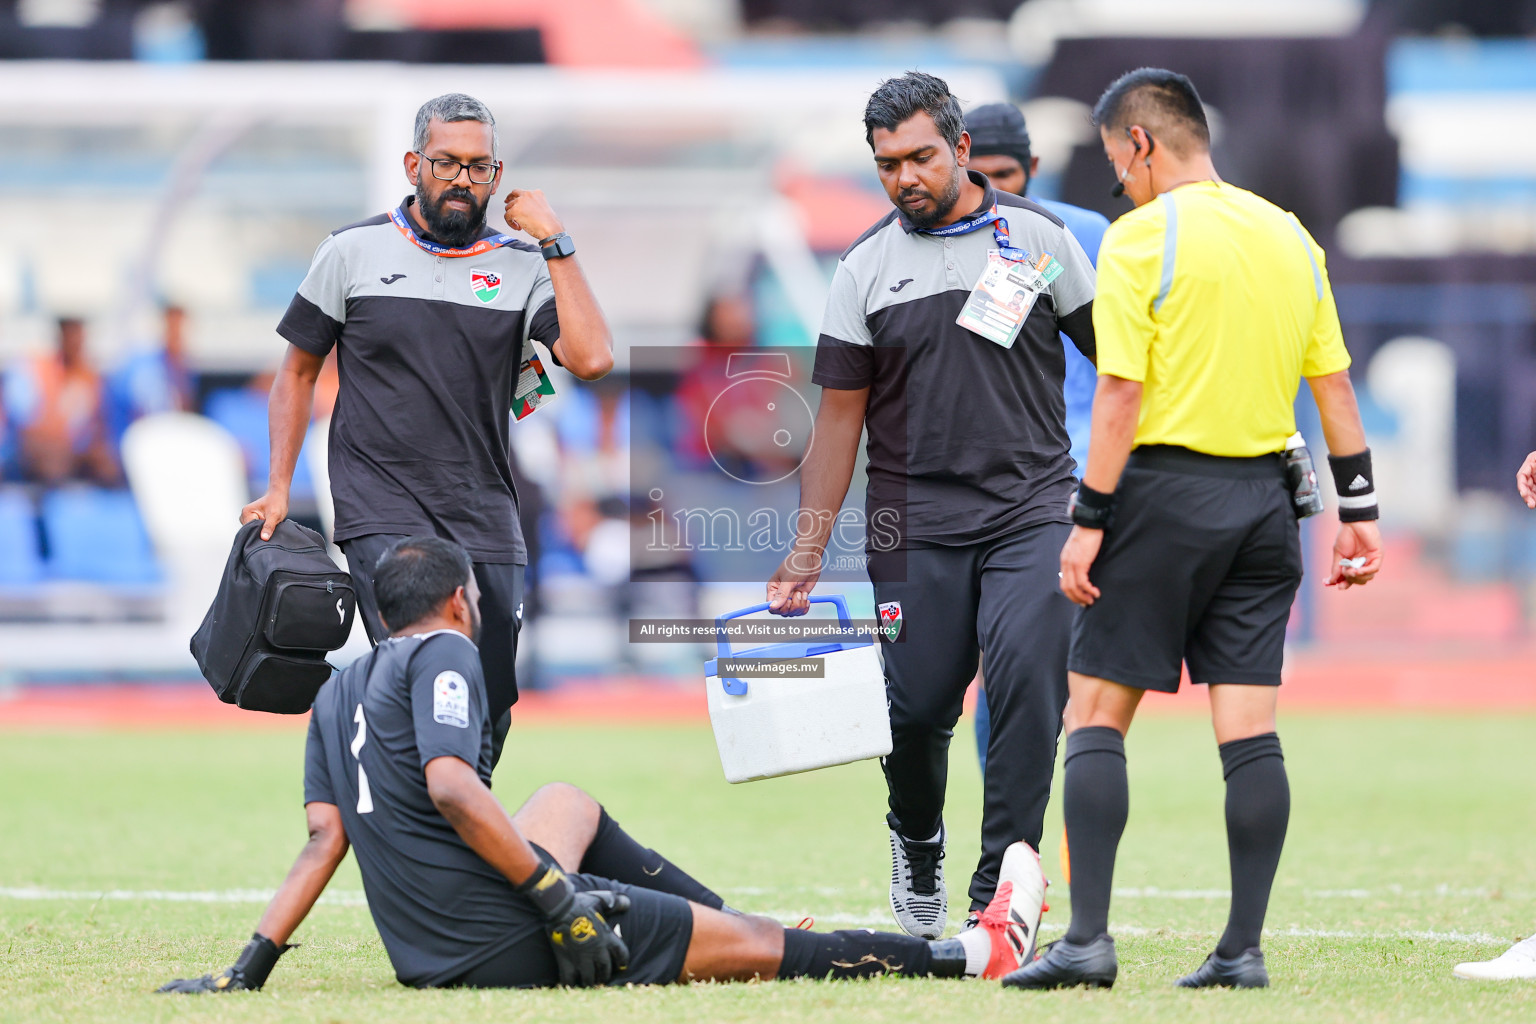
[779,926,951,979]
[579,807,726,910]
[1062,726,1128,945]
[1216,732,1289,958]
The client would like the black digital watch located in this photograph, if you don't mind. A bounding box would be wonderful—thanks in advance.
[539,232,575,261]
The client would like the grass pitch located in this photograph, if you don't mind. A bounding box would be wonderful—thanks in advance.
[2,711,1534,1023]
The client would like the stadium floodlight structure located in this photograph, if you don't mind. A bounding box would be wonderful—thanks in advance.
[0,61,1007,368]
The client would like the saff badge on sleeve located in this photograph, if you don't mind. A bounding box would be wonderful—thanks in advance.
[433,671,470,727]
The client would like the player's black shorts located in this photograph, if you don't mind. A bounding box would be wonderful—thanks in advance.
[450,872,695,988]
[1068,445,1303,693]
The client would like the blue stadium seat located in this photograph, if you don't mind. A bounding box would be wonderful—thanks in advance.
[41,489,162,585]
[0,488,43,585]
[1387,40,1536,206]
[204,387,314,499]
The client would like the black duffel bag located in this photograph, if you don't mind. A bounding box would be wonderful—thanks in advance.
[191,518,357,713]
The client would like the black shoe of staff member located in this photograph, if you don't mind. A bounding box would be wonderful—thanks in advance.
[1001,934,1118,990]
[1174,947,1269,989]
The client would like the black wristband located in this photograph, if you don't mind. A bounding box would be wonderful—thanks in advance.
[515,857,575,920]
[1328,449,1379,523]
[232,932,290,990]
[1069,483,1115,530]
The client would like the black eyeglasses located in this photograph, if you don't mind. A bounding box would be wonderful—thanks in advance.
[416,152,500,185]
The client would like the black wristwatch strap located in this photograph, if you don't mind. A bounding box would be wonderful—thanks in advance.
[539,232,575,261]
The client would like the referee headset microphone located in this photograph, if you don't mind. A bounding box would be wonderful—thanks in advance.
[1110,127,1154,199]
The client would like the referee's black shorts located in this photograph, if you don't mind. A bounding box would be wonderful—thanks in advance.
[1068,445,1303,693]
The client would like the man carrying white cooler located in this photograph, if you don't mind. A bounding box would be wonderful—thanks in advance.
[767,72,1096,939]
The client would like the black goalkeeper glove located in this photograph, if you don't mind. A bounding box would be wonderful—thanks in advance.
[516,856,631,987]
[157,933,292,994]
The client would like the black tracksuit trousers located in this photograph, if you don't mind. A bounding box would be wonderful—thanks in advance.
[871,520,1072,912]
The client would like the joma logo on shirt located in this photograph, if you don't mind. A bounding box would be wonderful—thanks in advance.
[470,269,501,303]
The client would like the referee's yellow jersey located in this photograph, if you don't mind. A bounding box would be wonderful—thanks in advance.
[1093,180,1352,457]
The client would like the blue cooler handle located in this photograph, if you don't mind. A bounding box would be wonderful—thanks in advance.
[712,595,852,695]
[713,594,851,661]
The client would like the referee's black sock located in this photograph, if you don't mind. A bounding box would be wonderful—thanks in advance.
[579,807,727,910]
[1062,726,1128,945]
[1216,732,1289,958]
[779,926,949,979]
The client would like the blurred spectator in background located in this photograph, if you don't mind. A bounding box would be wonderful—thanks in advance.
[4,318,119,486]
[674,293,779,475]
[111,304,197,432]
[552,385,629,501]
[698,293,756,349]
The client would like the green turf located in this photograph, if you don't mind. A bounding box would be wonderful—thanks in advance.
[2,712,1534,1022]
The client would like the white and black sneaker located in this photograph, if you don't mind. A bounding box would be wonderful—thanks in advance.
[888,812,947,939]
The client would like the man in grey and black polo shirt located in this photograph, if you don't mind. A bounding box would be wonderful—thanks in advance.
[767,72,1096,939]
[242,93,614,751]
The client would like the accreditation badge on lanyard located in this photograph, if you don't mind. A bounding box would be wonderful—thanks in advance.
[936,206,1062,349]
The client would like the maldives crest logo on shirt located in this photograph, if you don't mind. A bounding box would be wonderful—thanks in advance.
[470,268,501,303]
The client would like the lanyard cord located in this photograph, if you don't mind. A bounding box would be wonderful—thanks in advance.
[917,203,1027,261]
[388,206,519,258]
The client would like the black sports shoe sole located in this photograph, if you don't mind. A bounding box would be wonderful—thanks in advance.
[1003,971,1116,990]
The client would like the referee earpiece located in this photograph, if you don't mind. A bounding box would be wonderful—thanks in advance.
[1111,126,1146,199]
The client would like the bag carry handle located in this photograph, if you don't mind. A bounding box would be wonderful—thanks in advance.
[712,595,851,696]
[713,594,851,661]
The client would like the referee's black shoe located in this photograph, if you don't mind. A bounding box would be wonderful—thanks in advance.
[1174,948,1268,989]
[1000,934,1117,990]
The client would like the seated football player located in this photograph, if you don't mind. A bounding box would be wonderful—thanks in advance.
[159,536,1046,993]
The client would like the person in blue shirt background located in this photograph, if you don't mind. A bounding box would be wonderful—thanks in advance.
[109,304,198,442]
[963,102,1110,776]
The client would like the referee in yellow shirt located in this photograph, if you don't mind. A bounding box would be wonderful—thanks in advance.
[1004,68,1383,992]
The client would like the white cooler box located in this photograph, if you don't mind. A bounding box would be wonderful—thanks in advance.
[704,596,891,784]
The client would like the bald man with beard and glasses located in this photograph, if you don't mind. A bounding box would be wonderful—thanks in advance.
[242,93,614,763]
